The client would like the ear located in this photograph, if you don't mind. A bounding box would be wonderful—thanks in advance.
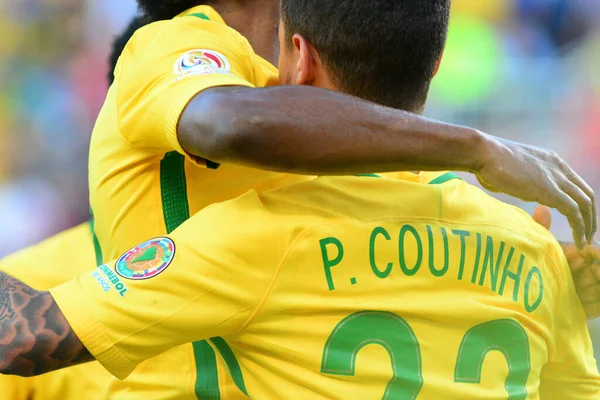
[433,53,443,77]
[291,34,318,85]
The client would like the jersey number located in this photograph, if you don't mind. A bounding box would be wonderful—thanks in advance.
[321,311,530,400]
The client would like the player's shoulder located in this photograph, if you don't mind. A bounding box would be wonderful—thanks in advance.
[448,180,557,242]
[125,15,251,57]
[447,181,572,292]
[179,188,297,229]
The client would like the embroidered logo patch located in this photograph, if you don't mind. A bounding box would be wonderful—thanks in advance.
[115,237,176,280]
[174,49,231,78]
[92,264,129,297]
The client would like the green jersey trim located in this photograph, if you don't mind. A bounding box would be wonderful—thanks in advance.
[192,341,221,399]
[209,337,249,396]
[188,12,210,20]
[428,172,462,185]
[160,151,220,399]
[356,172,462,184]
[160,152,191,233]
[89,217,103,267]
[162,13,226,399]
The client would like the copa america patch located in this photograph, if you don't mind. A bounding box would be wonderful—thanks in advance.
[115,237,176,280]
[174,49,231,79]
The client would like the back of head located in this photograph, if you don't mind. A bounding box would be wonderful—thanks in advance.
[107,16,147,86]
[280,0,450,112]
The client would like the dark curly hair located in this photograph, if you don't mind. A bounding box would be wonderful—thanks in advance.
[137,0,214,22]
[107,15,147,85]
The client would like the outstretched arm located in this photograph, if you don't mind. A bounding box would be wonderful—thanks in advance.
[179,85,596,248]
[0,274,91,377]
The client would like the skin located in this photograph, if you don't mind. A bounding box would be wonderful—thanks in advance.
[0,275,91,376]
[0,1,597,377]
[176,0,596,248]
[534,205,600,318]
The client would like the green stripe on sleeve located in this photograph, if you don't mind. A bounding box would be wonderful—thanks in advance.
[209,337,249,396]
[428,172,462,185]
[193,341,221,399]
[88,217,103,267]
[160,152,191,233]
[160,151,220,399]
[189,13,210,20]
[165,13,227,397]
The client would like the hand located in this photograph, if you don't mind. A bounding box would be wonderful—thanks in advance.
[533,205,600,319]
[477,135,596,250]
[560,242,600,319]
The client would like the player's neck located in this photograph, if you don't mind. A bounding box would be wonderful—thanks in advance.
[213,2,279,65]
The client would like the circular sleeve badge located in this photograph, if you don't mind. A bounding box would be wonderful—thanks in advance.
[115,237,176,280]
[174,49,231,75]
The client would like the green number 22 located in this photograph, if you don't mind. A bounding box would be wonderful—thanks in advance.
[321,311,530,400]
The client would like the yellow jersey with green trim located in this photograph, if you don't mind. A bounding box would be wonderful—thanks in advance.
[0,222,112,400]
[87,5,309,399]
[52,173,600,399]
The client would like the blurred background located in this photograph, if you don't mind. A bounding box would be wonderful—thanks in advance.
[0,0,599,360]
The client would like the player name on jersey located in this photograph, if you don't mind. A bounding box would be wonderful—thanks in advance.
[320,222,544,313]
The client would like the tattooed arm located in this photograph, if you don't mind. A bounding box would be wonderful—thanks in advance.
[0,273,93,376]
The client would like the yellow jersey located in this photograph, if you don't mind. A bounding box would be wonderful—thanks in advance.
[87,5,308,398]
[0,222,111,400]
[52,173,600,399]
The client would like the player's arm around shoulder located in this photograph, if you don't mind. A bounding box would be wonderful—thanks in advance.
[116,16,257,158]
[538,239,600,399]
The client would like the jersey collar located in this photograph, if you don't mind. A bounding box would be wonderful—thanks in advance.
[176,5,226,25]
[358,171,462,185]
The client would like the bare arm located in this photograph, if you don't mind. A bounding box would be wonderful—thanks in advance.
[179,85,596,248]
[0,274,91,376]
[179,86,488,175]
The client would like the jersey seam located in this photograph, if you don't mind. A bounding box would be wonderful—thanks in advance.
[113,32,141,151]
[188,12,257,83]
[236,227,319,331]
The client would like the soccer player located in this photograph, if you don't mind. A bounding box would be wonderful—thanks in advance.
[0,16,146,400]
[1,1,599,399]
[90,0,593,398]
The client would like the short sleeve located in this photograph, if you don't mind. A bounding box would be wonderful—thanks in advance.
[539,242,600,399]
[50,192,286,379]
[116,17,256,163]
[0,375,31,400]
[0,222,95,290]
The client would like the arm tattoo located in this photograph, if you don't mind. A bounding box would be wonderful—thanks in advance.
[0,273,93,376]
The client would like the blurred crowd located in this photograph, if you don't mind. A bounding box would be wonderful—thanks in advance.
[0,0,599,357]
[0,0,136,254]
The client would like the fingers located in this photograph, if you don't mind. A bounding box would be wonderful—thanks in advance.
[533,205,552,230]
[584,303,600,320]
[565,250,588,275]
[581,242,600,261]
[561,178,595,247]
[556,193,587,249]
[578,265,600,320]
[580,283,600,305]
[573,262,600,292]
[567,168,597,244]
